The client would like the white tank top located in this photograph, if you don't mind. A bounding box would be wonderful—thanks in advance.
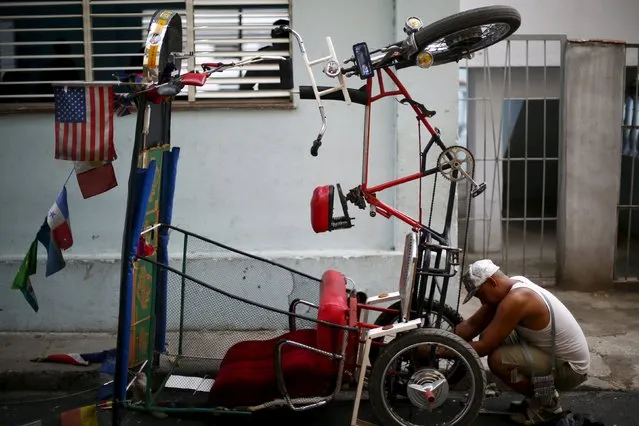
[510,276,590,375]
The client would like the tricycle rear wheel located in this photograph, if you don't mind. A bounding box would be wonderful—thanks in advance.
[369,328,485,426]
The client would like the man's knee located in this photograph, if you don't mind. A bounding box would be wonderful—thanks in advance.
[488,347,530,385]
[487,349,505,373]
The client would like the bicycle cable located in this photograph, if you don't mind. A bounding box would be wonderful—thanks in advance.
[455,178,475,319]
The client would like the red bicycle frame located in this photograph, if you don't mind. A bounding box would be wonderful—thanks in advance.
[359,67,450,235]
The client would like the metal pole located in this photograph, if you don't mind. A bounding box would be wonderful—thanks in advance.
[81,0,94,81]
[178,233,188,356]
[523,40,529,276]
[540,40,548,282]
[112,94,147,426]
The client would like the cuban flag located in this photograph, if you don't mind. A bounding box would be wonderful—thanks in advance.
[37,187,73,276]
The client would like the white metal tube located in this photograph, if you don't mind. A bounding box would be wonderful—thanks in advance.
[81,0,93,82]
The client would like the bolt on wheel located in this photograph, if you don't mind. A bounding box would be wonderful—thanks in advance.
[369,328,486,426]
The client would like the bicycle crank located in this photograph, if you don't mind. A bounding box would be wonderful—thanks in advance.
[436,145,486,198]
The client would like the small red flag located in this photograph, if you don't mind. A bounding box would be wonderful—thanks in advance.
[74,161,118,199]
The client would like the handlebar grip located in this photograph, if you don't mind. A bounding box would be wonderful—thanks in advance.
[310,138,322,157]
[298,86,369,106]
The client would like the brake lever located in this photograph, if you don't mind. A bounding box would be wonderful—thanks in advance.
[311,105,328,157]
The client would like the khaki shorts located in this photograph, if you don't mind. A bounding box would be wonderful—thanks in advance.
[495,332,588,391]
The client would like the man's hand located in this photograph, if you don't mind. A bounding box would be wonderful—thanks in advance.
[470,292,528,357]
[436,346,456,359]
[414,345,456,360]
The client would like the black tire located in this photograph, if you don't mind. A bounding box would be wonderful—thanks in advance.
[369,328,486,426]
[368,300,463,365]
[410,6,521,66]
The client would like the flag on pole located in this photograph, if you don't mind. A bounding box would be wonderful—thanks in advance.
[11,239,39,312]
[74,161,118,199]
[36,186,72,276]
[60,405,98,426]
[54,85,115,162]
[45,186,73,250]
[31,353,89,366]
[114,94,137,117]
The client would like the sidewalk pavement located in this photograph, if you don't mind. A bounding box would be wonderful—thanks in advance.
[1,288,638,392]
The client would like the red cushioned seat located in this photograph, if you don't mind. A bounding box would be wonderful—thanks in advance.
[219,329,316,368]
[208,270,349,408]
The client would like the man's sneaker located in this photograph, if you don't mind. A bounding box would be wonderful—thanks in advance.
[510,391,563,425]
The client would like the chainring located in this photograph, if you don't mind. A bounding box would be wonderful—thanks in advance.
[437,145,475,183]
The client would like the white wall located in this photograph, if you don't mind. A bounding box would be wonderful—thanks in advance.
[461,0,639,67]
[462,0,639,41]
[0,0,461,331]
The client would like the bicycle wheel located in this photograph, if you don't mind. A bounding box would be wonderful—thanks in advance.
[411,6,521,66]
[368,300,463,365]
[369,328,485,426]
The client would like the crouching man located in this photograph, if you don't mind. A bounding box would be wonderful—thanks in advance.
[451,259,590,424]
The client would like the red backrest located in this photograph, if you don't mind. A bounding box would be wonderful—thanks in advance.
[316,270,348,354]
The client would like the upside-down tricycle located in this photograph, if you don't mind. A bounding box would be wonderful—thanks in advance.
[114,6,521,426]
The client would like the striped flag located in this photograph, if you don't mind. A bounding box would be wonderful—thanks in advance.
[54,85,115,162]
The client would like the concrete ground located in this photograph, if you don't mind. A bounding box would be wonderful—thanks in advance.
[0,390,634,426]
[1,288,639,393]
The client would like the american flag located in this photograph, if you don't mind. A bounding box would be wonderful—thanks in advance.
[54,85,115,162]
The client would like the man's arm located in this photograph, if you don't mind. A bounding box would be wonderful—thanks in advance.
[453,303,497,342]
[468,294,528,357]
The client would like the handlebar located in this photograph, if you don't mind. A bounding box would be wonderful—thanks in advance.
[161,25,418,157]
[299,85,369,106]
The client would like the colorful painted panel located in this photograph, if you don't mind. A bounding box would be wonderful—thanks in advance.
[128,145,168,367]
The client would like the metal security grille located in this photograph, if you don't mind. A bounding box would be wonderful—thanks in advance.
[614,44,639,283]
[458,35,567,286]
[0,0,291,104]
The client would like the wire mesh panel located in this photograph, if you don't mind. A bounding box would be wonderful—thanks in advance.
[458,35,566,285]
[615,44,639,283]
[146,226,323,369]
[129,225,358,411]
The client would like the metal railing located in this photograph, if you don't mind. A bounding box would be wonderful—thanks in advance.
[458,34,567,285]
[614,43,639,283]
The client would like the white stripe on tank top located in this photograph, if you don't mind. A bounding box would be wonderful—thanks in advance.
[509,276,590,375]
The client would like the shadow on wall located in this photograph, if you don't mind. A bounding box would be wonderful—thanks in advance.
[501,99,560,220]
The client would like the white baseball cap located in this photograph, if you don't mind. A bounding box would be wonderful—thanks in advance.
[462,259,500,304]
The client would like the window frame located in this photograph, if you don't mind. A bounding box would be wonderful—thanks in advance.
[0,0,294,114]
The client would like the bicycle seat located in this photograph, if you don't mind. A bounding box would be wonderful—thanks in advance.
[310,184,353,233]
[181,72,207,87]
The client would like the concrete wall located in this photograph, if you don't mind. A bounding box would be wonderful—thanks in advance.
[0,0,461,331]
[557,41,626,290]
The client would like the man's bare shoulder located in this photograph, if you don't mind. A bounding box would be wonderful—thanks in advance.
[500,287,535,311]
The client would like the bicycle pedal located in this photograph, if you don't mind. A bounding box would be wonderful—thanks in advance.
[471,182,486,198]
[447,250,460,266]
